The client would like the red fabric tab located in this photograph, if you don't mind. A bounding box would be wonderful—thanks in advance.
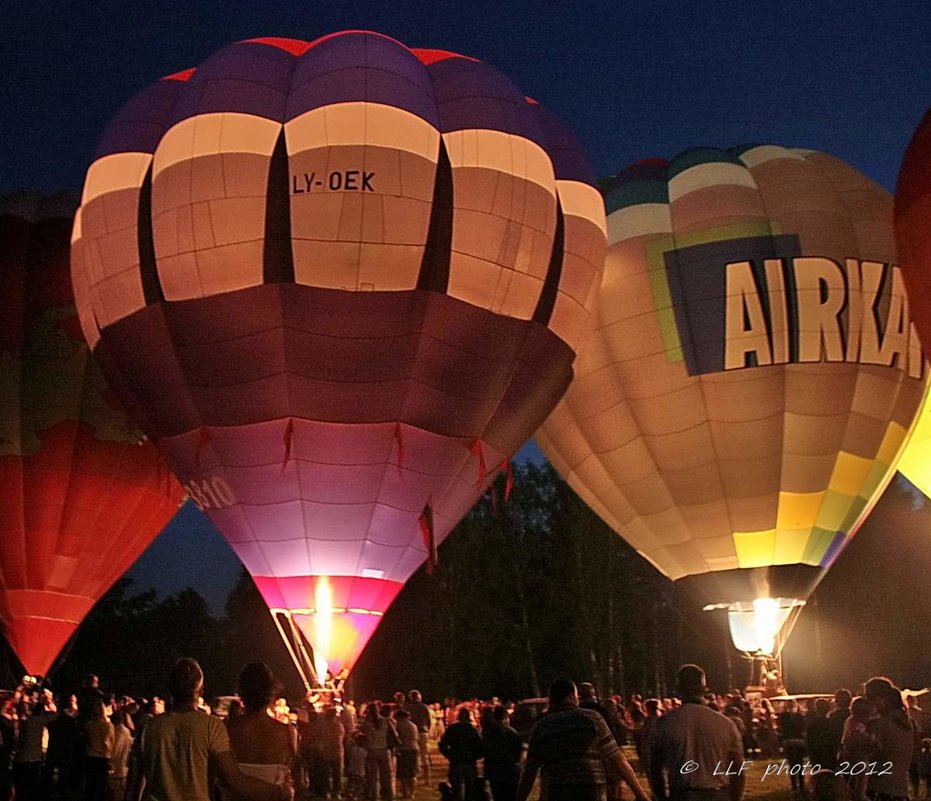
[282,418,294,470]
[470,439,487,487]
[418,501,437,574]
[394,422,405,478]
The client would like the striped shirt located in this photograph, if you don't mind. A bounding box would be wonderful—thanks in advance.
[526,706,620,801]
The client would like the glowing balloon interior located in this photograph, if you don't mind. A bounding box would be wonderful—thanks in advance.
[72,32,605,680]
[0,193,183,676]
[723,598,802,656]
[538,146,927,652]
[896,393,931,499]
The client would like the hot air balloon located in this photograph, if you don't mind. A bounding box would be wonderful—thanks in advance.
[0,192,184,678]
[71,32,605,685]
[537,145,927,666]
[895,109,931,351]
[894,109,931,499]
[896,397,931,499]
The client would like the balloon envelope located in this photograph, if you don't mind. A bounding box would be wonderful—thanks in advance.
[0,193,183,676]
[895,108,931,354]
[72,32,605,675]
[537,145,927,648]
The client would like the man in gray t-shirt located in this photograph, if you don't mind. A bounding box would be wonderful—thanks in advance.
[648,665,746,801]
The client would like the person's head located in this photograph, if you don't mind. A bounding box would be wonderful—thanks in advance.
[578,682,597,702]
[864,677,905,713]
[677,664,706,702]
[325,706,338,721]
[492,705,508,725]
[834,689,852,710]
[238,663,282,713]
[168,658,204,706]
[457,707,472,724]
[365,702,382,724]
[923,738,931,752]
[409,690,422,703]
[394,691,406,706]
[111,709,131,727]
[815,698,831,716]
[548,679,578,709]
[850,696,874,721]
[645,698,662,717]
[394,708,410,722]
[88,699,105,720]
[58,693,77,714]
[83,674,99,690]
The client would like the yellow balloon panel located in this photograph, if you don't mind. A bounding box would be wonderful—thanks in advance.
[898,392,931,499]
[538,145,927,599]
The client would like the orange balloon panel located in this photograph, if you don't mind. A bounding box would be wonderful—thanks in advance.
[538,146,927,607]
[0,193,183,676]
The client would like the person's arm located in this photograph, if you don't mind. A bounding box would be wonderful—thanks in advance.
[727,725,746,801]
[439,728,451,758]
[597,717,649,801]
[648,725,667,801]
[213,751,290,801]
[125,735,144,801]
[287,723,299,761]
[514,754,539,801]
[609,748,650,801]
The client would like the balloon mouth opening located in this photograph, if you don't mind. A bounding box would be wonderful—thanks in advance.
[269,603,385,689]
[706,597,805,656]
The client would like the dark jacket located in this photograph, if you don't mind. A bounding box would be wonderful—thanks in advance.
[440,721,483,765]
[482,723,522,782]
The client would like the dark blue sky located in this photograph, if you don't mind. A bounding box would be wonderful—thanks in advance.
[6,0,930,609]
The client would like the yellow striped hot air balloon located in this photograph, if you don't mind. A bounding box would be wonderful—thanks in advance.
[537,145,928,657]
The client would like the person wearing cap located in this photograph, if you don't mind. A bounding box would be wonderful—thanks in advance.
[648,664,746,801]
[516,679,649,801]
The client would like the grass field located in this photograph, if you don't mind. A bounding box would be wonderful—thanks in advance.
[398,745,800,801]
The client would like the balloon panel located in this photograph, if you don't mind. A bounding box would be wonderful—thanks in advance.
[73,32,605,673]
[538,145,926,605]
[0,194,183,675]
[897,391,931,499]
[896,110,931,371]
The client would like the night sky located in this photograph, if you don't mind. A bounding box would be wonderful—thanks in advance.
[5,1,931,610]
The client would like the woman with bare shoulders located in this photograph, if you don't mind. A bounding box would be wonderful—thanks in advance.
[225,664,298,797]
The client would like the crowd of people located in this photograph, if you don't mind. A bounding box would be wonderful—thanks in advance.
[1,660,929,801]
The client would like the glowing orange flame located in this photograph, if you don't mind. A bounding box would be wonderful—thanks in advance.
[313,577,333,685]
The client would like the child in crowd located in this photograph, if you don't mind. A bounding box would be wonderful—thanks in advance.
[920,738,931,800]
[840,696,878,801]
[345,732,367,799]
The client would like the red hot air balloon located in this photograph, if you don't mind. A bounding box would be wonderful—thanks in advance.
[0,192,184,677]
[896,110,931,352]
[71,32,605,683]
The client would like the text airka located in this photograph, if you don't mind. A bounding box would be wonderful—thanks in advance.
[291,171,375,194]
[725,257,924,380]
